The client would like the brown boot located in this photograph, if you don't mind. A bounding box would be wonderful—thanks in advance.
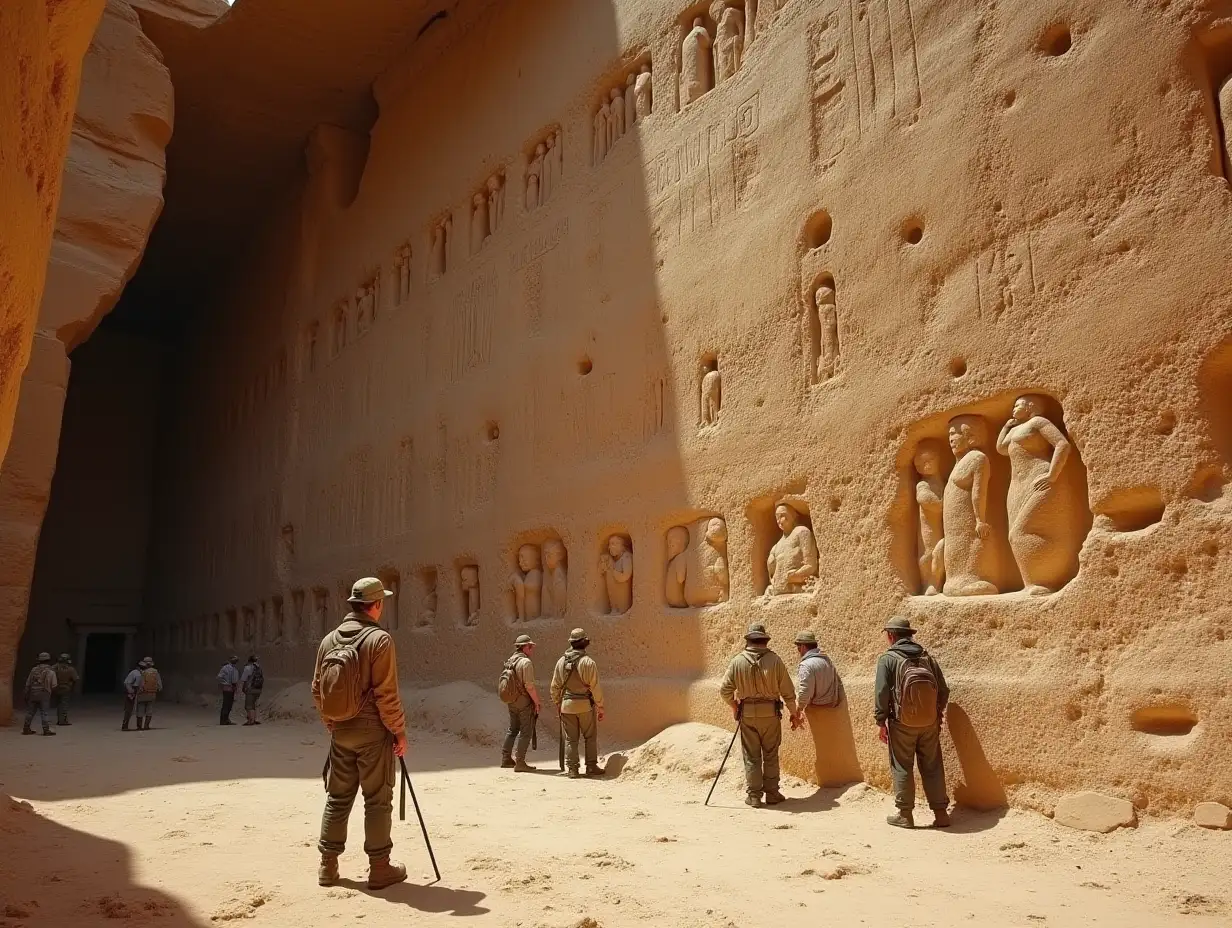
[513,760,537,772]
[367,857,407,890]
[932,809,952,828]
[135,718,144,731]
[500,756,515,768]
[318,854,339,887]
[764,790,786,805]
[886,810,915,829]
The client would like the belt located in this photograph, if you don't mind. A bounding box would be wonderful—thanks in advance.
[564,691,592,699]
[740,697,779,704]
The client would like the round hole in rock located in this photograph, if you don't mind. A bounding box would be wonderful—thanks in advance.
[902,219,924,245]
[1041,23,1072,57]
[949,357,968,378]
[577,356,593,375]
[805,209,833,248]
[1130,706,1198,737]
[485,421,499,441]
[1002,89,1016,109]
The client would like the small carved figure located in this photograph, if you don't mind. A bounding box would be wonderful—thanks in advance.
[715,3,746,83]
[332,304,347,355]
[747,0,759,43]
[419,575,438,627]
[608,87,625,149]
[624,73,637,130]
[525,163,541,212]
[995,394,1082,595]
[594,102,610,165]
[394,244,412,304]
[634,64,653,121]
[689,516,729,606]
[551,129,563,184]
[765,502,819,596]
[431,216,450,277]
[943,415,999,596]
[913,439,948,595]
[460,565,481,626]
[701,364,721,426]
[471,191,489,253]
[357,282,376,335]
[486,173,504,233]
[681,17,714,106]
[542,135,556,204]
[665,525,690,607]
[815,281,839,380]
[509,543,543,621]
[599,535,634,615]
[542,538,568,618]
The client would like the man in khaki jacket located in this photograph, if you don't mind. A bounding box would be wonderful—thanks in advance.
[312,577,408,891]
[550,628,605,779]
[719,623,798,807]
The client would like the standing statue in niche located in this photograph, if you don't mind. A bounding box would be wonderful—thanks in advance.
[550,129,563,186]
[665,525,691,607]
[599,535,633,615]
[714,3,745,83]
[470,192,489,253]
[431,216,450,277]
[509,544,543,621]
[354,285,373,336]
[542,135,556,204]
[624,73,637,130]
[995,394,1081,595]
[525,161,541,212]
[594,100,610,165]
[608,87,625,150]
[635,64,653,121]
[814,280,839,381]
[747,0,758,43]
[460,565,481,626]
[689,516,729,605]
[765,502,819,596]
[681,17,714,106]
[419,575,437,627]
[394,244,412,304]
[542,539,568,618]
[701,364,721,426]
[942,415,999,596]
[913,438,948,596]
[487,174,505,235]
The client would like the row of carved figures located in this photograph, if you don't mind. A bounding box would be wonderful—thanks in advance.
[593,64,654,166]
[681,0,791,107]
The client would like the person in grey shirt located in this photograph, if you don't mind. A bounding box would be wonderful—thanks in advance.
[133,657,162,731]
[239,655,263,726]
[789,630,839,731]
[122,661,144,731]
[217,656,240,725]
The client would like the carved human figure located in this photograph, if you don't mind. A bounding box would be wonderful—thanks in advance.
[714,3,745,83]
[635,64,653,121]
[395,244,412,304]
[486,173,504,234]
[765,502,819,596]
[551,129,563,184]
[509,543,543,621]
[525,162,541,212]
[354,285,372,336]
[665,525,690,607]
[599,535,633,615]
[420,575,438,626]
[942,415,999,596]
[747,0,758,43]
[814,281,839,380]
[913,439,948,596]
[1220,75,1232,182]
[995,394,1081,595]
[470,192,489,253]
[688,516,729,606]
[681,17,714,106]
[701,365,721,426]
[624,73,637,130]
[460,565,481,626]
[542,135,556,204]
[542,539,568,618]
[594,101,610,165]
[431,216,450,277]
[608,87,625,149]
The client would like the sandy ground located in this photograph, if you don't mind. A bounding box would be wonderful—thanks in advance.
[1,701,1229,928]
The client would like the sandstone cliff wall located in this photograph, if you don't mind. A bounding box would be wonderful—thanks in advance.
[144,0,1232,815]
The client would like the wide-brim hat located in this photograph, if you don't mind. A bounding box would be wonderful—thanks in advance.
[568,627,589,643]
[349,576,395,604]
[514,634,535,647]
[37,651,51,662]
[58,653,71,662]
[883,617,916,635]
[745,622,770,641]
[794,630,818,646]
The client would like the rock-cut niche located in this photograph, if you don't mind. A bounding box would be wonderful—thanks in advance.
[894,392,1092,597]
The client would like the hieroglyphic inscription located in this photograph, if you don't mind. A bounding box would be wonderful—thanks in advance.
[447,270,497,383]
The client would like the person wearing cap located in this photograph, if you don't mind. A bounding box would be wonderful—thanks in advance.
[217,655,241,725]
[312,576,409,891]
[240,654,264,725]
[122,658,145,731]
[500,634,541,772]
[550,628,606,778]
[719,623,798,807]
[52,652,80,726]
[133,657,163,731]
[21,652,58,736]
[789,631,840,731]
[874,617,951,829]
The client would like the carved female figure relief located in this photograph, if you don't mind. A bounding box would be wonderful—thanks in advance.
[460,565,480,626]
[714,3,745,83]
[431,217,450,278]
[913,439,948,595]
[487,173,505,233]
[700,362,721,426]
[542,136,556,204]
[765,502,819,596]
[528,143,546,211]
[813,280,840,381]
[681,17,714,106]
[664,525,690,607]
[942,415,999,596]
[599,535,633,615]
[634,64,653,121]
[542,539,568,618]
[624,74,637,130]
[995,394,1082,595]
[509,543,543,621]
[394,244,412,304]
[690,516,729,605]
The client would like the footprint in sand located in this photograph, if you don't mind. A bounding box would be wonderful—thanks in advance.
[211,884,274,921]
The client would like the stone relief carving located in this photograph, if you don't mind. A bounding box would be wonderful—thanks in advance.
[331,301,348,356]
[393,243,412,305]
[509,543,543,621]
[681,17,714,106]
[943,414,1000,596]
[593,102,609,166]
[765,501,818,596]
[486,172,505,234]
[598,534,633,615]
[913,438,947,596]
[417,568,438,627]
[542,538,569,618]
[430,214,452,278]
[666,517,730,607]
[460,564,480,626]
[527,142,545,211]
[995,394,1083,595]
[812,278,840,381]
[715,3,746,84]
[624,73,637,130]
[609,87,625,150]
[470,191,490,254]
[700,359,721,427]
[531,129,562,208]
[594,64,650,166]
[355,277,377,336]
[635,64,653,121]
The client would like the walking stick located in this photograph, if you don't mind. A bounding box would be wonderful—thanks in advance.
[705,704,742,807]
[558,713,565,771]
[398,756,441,883]
[531,712,538,752]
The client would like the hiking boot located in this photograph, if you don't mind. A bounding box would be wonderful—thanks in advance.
[137,718,146,731]
[318,854,339,887]
[584,766,605,778]
[59,720,71,726]
[500,757,515,768]
[514,761,537,772]
[144,719,153,730]
[367,857,407,891]
[932,809,952,828]
[21,728,34,736]
[745,794,763,808]
[121,725,131,731]
[764,790,787,805]
[562,769,582,779]
[886,811,915,829]
[41,729,56,736]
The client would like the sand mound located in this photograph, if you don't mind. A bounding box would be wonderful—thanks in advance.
[264,682,316,721]
[403,682,509,747]
[616,722,743,785]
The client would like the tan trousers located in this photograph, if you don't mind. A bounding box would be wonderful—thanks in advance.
[561,710,598,772]
[739,714,782,797]
[319,727,395,859]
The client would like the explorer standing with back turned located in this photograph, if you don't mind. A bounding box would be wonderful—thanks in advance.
[498,634,541,771]
[874,617,951,828]
[550,628,605,778]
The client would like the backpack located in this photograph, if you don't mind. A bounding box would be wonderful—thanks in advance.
[497,656,526,704]
[140,667,160,695]
[895,653,939,727]
[248,664,264,691]
[316,627,379,722]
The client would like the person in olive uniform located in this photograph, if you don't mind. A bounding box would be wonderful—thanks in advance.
[22,652,58,736]
[719,623,798,807]
[550,628,606,778]
[52,653,80,725]
[501,634,541,771]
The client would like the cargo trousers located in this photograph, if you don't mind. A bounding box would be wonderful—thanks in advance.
[561,709,598,772]
[319,726,395,859]
[23,692,51,730]
[888,721,949,812]
[502,704,535,762]
[739,714,783,798]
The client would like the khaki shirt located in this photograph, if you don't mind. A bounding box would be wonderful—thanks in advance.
[508,653,536,710]
[311,614,407,735]
[52,663,78,694]
[550,651,604,715]
[25,665,57,695]
[719,646,798,719]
